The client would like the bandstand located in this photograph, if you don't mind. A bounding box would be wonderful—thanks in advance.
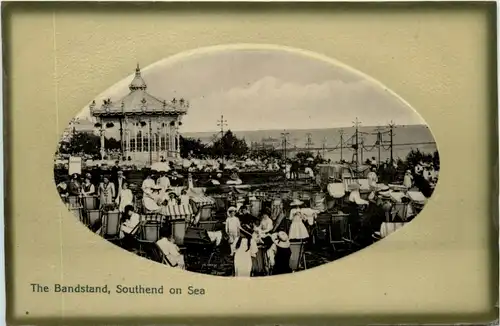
[89,64,188,164]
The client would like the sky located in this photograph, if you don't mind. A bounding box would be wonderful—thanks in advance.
[77,47,425,133]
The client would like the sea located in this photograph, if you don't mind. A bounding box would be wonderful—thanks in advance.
[183,124,438,162]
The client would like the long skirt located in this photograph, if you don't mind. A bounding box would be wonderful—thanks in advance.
[234,253,252,277]
[288,219,309,240]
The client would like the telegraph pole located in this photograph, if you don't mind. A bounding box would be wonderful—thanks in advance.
[388,121,395,164]
[339,129,344,162]
[281,131,290,162]
[305,133,314,151]
[353,118,361,170]
[322,137,327,158]
[217,115,228,163]
[375,126,383,166]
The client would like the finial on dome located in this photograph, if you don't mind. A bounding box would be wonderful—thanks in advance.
[135,63,141,76]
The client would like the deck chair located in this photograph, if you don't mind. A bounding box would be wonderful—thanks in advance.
[155,238,186,269]
[312,213,332,244]
[249,199,262,217]
[136,221,162,257]
[86,210,101,228]
[330,213,352,250]
[198,205,214,222]
[82,196,98,210]
[171,218,187,246]
[289,240,307,271]
[69,205,85,224]
[101,210,122,242]
[198,219,219,232]
[184,226,219,271]
[67,196,81,208]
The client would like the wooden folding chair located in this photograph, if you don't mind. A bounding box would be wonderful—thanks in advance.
[68,205,84,223]
[86,209,101,229]
[330,213,352,251]
[82,196,99,211]
[135,221,162,257]
[67,196,81,208]
[289,240,307,272]
[101,210,122,244]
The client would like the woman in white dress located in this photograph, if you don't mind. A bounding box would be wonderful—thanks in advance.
[115,182,134,212]
[288,204,309,241]
[233,236,256,277]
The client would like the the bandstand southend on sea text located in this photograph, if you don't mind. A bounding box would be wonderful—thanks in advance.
[30,283,206,295]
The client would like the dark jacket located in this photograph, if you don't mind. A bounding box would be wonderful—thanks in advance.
[273,246,292,275]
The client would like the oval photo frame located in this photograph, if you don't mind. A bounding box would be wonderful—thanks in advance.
[54,44,440,277]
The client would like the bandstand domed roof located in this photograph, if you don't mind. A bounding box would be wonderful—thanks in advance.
[90,64,189,117]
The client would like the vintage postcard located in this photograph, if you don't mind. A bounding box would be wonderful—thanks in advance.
[4,2,498,324]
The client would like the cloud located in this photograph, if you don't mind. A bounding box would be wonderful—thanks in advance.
[181,76,423,132]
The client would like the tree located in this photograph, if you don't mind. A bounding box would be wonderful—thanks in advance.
[432,150,440,170]
[62,132,101,156]
[211,130,249,159]
[105,137,121,150]
[180,136,208,158]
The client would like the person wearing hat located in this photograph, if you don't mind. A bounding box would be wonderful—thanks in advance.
[266,231,292,275]
[225,207,241,254]
[98,176,115,208]
[68,173,81,196]
[114,170,127,199]
[288,209,309,241]
[163,188,179,206]
[141,173,155,196]
[414,161,424,175]
[255,208,274,236]
[56,179,69,200]
[169,170,184,187]
[403,170,413,189]
[367,167,379,189]
[156,171,171,191]
[377,190,394,222]
[80,175,96,196]
[143,185,162,212]
[115,181,134,213]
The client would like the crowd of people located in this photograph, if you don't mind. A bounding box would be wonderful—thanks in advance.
[55,150,439,277]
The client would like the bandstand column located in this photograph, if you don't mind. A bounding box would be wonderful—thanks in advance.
[176,122,180,158]
[99,118,105,159]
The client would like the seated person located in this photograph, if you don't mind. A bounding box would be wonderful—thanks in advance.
[156,232,185,269]
[348,184,369,206]
[57,180,69,199]
[255,208,274,236]
[120,205,141,236]
[179,188,190,206]
[265,232,292,275]
[169,171,184,187]
[143,186,162,212]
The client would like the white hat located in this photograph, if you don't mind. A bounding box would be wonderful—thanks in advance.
[290,199,304,206]
[378,190,392,199]
[227,206,237,214]
[275,231,290,248]
[377,184,390,192]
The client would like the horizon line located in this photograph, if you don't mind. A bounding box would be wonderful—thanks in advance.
[181,122,427,134]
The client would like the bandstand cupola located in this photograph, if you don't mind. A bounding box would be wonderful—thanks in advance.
[89,64,189,164]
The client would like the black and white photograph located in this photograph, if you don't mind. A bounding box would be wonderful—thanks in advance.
[53,45,440,277]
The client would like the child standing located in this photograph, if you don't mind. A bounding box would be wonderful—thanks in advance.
[225,207,241,254]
